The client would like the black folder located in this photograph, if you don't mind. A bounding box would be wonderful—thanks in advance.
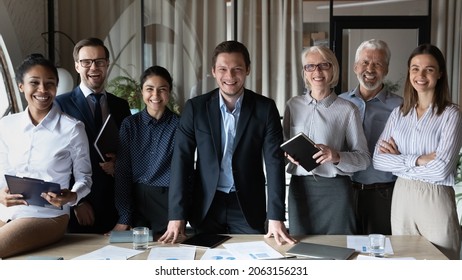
[5,174,62,209]
[94,114,119,162]
[280,132,321,172]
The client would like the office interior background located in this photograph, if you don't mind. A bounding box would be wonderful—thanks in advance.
[0,0,461,117]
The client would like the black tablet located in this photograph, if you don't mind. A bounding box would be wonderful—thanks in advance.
[180,233,231,249]
[5,174,62,209]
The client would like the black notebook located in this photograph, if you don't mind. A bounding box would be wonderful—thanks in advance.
[280,132,321,172]
[5,174,62,209]
[180,233,231,249]
[286,242,356,260]
[94,114,119,162]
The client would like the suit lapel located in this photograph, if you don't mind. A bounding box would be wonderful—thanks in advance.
[206,91,222,161]
[71,89,98,135]
[234,90,254,149]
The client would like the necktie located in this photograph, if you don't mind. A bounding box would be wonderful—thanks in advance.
[91,93,103,129]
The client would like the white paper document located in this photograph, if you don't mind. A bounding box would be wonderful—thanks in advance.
[148,246,196,260]
[356,255,415,260]
[72,245,144,260]
[200,248,237,260]
[346,236,394,255]
[222,241,284,260]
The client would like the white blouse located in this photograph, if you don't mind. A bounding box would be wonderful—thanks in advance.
[0,104,92,220]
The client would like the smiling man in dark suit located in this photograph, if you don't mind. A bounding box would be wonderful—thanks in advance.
[55,38,131,233]
[159,40,296,245]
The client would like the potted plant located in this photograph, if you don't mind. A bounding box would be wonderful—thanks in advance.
[107,75,143,113]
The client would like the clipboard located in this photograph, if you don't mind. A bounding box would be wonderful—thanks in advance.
[4,174,62,209]
[94,114,119,162]
[280,132,321,172]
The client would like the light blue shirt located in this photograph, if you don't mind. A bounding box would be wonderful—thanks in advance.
[79,84,109,122]
[339,85,403,184]
[217,93,243,193]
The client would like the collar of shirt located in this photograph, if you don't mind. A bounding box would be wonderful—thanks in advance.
[348,85,391,104]
[219,91,244,115]
[140,107,174,125]
[304,90,337,108]
[24,103,60,132]
[80,83,108,119]
[79,83,107,98]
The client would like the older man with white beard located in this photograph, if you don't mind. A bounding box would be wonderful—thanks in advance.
[339,39,403,235]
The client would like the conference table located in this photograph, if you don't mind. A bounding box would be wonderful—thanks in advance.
[5,233,448,260]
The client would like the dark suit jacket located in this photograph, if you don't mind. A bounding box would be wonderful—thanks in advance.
[168,88,286,230]
[55,87,131,233]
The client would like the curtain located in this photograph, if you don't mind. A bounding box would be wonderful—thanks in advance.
[237,0,303,115]
[106,1,143,84]
[433,0,462,105]
[143,0,227,109]
[56,0,136,84]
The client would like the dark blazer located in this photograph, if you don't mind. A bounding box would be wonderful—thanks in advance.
[55,87,131,233]
[168,88,286,230]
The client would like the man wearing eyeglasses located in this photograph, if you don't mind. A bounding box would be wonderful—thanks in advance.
[55,37,131,234]
[339,39,403,235]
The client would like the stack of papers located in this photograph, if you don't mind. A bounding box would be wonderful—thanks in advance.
[72,245,144,260]
[200,248,237,260]
[222,241,284,260]
[356,255,415,260]
[148,246,196,260]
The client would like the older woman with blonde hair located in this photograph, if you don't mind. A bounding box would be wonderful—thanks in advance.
[283,45,370,235]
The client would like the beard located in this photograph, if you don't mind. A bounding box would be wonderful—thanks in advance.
[357,73,383,91]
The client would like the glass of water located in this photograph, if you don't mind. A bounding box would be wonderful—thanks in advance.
[368,234,386,257]
[132,227,149,250]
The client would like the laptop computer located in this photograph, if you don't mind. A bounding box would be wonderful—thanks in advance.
[285,242,356,260]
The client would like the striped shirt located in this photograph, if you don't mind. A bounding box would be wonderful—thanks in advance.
[373,104,462,186]
[283,92,371,177]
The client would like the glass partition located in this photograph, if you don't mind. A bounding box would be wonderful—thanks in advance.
[330,0,429,16]
[0,35,21,118]
[342,28,419,94]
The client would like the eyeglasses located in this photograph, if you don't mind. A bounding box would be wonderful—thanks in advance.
[303,62,332,72]
[78,58,108,68]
